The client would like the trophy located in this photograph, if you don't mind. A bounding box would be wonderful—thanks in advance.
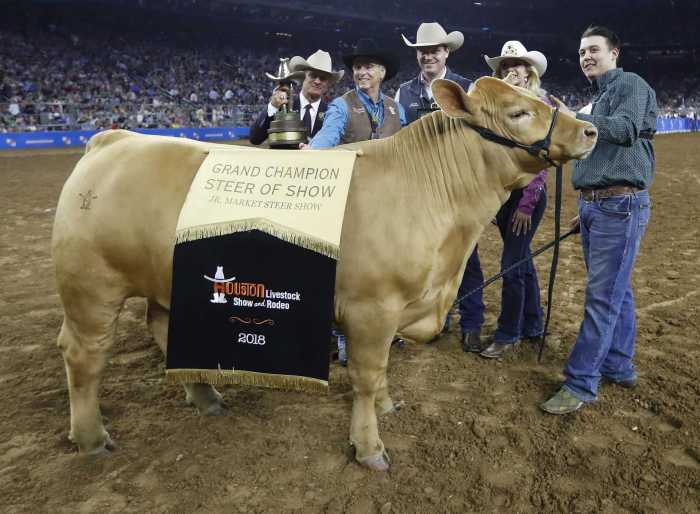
[265,58,307,149]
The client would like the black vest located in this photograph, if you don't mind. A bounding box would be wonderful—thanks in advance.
[398,68,472,125]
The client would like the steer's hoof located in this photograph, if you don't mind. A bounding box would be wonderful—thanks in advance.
[357,450,391,471]
[378,399,405,416]
[201,401,227,416]
[74,432,116,455]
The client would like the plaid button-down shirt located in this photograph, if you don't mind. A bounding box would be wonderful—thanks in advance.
[573,68,658,190]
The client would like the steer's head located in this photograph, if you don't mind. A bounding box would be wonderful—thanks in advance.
[432,77,597,172]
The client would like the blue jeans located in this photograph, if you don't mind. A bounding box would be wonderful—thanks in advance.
[564,190,651,401]
[493,188,547,343]
[456,247,485,333]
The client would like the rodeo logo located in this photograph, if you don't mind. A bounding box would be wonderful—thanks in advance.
[203,266,266,304]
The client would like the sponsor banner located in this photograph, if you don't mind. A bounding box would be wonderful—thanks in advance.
[656,117,699,134]
[166,148,357,392]
[166,230,336,392]
[175,148,357,258]
[0,127,250,150]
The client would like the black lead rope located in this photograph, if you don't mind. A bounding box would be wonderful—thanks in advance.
[537,164,563,362]
[451,221,575,309]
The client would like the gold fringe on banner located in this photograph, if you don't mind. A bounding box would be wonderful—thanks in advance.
[166,368,329,394]
[175,218,339,260]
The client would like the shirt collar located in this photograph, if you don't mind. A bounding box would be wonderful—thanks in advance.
[593,67,623,91]
[300,93,321,112]
[355,87,384,107]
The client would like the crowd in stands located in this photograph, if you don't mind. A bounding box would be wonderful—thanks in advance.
[2,22,698,134]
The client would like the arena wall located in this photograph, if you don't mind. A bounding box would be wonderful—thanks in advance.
[0,119,696,151]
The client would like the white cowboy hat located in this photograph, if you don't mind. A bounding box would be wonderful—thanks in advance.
[288,50,344,83]
[401,22,464,51]
[484,40,548,78]
[203,266,236,283]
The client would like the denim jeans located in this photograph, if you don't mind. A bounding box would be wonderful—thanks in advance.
[493,188,547,343]
[456,247,485,333]
[564,190,651,401]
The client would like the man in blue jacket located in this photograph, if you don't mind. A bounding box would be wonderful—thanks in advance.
[397,22,483,353]
[396,22,472,123]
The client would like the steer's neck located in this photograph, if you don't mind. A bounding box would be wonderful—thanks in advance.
[393,112,522,228]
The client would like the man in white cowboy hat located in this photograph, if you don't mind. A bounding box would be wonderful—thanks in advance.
[307,38,406,150]
[396,22,472,124]
[249,50,343,145]
[397,22,481,353]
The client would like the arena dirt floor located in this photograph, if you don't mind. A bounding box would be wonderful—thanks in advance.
[1,134,699,514]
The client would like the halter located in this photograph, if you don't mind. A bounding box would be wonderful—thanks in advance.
[464,106,561,168]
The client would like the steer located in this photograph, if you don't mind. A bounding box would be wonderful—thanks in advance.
[52,77,597,470]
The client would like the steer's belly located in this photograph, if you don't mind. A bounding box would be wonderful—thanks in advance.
[397,286,453,343]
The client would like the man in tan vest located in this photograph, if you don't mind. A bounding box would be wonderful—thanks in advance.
[303,39,405,364]
[305,38,406,149]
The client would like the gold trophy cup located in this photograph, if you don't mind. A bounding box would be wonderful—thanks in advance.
[265,58,307,149]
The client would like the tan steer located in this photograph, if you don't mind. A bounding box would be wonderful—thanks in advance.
[52,77,597,470]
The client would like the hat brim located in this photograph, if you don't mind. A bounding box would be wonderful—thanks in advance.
[288,56,344,83]
[401,31,464,51]
[342,52,400,81]
[484,51,547,78]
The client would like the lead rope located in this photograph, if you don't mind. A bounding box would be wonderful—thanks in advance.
[537,164,563,362]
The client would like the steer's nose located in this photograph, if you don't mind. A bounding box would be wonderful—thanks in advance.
[584,125,598,139]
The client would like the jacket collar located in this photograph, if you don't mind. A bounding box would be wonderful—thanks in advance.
[593,67,623,91]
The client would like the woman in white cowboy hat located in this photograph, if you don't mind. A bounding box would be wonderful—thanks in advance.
[478,41,552,360]
[249,50,343,146]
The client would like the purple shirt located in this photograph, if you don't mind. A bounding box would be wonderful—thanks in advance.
[517,94,553,215]
[517,170,548,215]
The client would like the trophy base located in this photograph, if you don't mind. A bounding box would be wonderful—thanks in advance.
[268,111,307,149]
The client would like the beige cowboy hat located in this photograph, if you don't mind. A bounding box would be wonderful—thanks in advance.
[288,50,345,83]
[401,22,464,51]
[484,40,548,78]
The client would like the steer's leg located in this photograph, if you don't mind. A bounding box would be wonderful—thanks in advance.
[56,279,125,454]
[344,303,396,471]
[375,372,403,415]
[146,301,225,415]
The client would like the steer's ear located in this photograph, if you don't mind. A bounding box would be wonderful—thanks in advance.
[433,79,481,123]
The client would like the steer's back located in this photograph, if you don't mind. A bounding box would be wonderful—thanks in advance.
[52,130,215,307]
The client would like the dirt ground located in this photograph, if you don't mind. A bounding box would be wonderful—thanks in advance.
[1,134,699,514]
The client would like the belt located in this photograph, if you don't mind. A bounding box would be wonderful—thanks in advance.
[580,185,641,201]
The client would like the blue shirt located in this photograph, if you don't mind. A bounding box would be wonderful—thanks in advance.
[310,87,407,149]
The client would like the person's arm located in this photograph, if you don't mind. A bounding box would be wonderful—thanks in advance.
[249,108,273,145]
[517,170,548,216]
[309,98,348,149]
[576,76,652,147]
[249,87,288,145]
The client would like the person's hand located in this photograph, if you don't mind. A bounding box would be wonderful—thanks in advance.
[511,210,532,236]
[299,143,311,150]
[569,215,581,234]
[503,71,520,86]
[270,85,290,109]
[548,94,575,118]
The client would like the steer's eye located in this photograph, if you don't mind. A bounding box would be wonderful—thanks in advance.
[509,110,529,119]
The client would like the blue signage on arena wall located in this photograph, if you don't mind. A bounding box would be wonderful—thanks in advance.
[0,127,251,150]
[0,121,696,151]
